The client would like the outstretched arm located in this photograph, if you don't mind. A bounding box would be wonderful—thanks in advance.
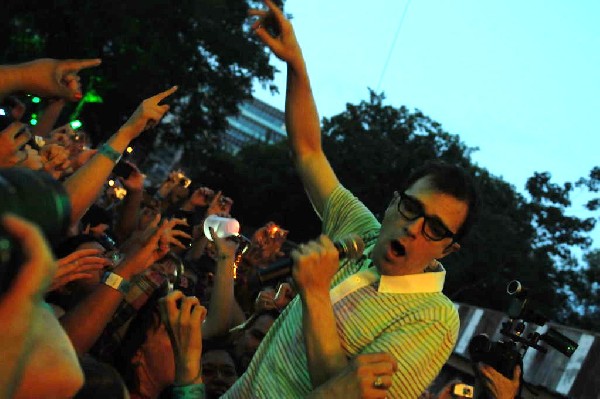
[251,0,338,216]
[0,58,101,101]
[63,86,177,224]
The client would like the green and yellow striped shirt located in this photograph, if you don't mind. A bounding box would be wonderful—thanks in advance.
[224,185,459,398]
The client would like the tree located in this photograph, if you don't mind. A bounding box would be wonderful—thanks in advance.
[1,0,281,153]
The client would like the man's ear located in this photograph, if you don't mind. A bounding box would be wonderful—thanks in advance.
[440,242,461,258]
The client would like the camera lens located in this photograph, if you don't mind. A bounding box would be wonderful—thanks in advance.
[506,280,522,295]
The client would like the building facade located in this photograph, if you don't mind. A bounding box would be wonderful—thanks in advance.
[223,97,286,154]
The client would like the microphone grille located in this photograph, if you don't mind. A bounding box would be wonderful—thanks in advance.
[339,234,365,259]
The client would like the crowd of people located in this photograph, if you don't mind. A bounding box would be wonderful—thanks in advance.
[1,1,523,398]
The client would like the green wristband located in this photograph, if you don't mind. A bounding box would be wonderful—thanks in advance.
[98,143,122,164]
[172,383,206,399]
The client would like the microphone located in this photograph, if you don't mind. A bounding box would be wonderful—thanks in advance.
[257,234,365,286]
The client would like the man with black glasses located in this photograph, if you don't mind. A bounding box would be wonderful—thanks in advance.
[223,1,478,398]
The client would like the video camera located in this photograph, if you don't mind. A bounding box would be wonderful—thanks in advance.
[468,280,578,379]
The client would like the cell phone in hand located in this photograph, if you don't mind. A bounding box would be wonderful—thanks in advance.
[113,161,135,179]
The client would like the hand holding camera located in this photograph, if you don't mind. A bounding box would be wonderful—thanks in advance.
[40,143,72,179]
[477,363,520,399]
[188,186,215,208]
[159,290,206,386]
[118,161,145,193]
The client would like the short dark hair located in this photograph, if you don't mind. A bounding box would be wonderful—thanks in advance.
[403,161,478,243]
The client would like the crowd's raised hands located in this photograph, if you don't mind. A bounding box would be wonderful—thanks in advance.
[121,85,178,138]
[0,123,30,167]
[51,248,113,292]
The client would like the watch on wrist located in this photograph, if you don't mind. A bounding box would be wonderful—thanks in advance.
[101,271,131,294]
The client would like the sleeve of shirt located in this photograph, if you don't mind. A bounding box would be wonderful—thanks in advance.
[358,317,459,398]
[321,184,380,243]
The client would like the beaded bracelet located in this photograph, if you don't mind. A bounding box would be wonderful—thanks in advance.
[98,143,122,164]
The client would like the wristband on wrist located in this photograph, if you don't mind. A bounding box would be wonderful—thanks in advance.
[101,271,131,294]
[172,383,206,399]
[98,143,122,164]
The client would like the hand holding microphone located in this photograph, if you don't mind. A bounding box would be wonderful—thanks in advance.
[258,234,364,289]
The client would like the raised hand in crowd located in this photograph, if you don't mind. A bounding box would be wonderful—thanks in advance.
[31,97,68,138]
[63,86,177,224]
[114,162,146,242]
[0,58,101,101]
[159,290,207,387]
[205,191,234,217]
[202,226,241,338]
[254,282,295,313]
[59,216,188,355]
[18,145,44,171]
[307,353,398,399]
[0,122,30,167]
[120,85,178,137]
[40,142,72,179]
[51,248,113,292]
[182,186,215,211]
[122,217,190,275]
[0,214,83,399]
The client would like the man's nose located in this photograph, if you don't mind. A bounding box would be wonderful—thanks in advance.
[404,216,424,238]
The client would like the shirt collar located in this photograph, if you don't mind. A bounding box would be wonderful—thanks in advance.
[330,260,446,303]
[378,261,446,294]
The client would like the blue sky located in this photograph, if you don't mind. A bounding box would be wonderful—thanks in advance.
[252,0,600,248]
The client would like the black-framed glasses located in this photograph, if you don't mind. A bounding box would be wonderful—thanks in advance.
[395,191,456,242]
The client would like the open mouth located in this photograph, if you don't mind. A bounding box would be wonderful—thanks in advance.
[390,240,406,257]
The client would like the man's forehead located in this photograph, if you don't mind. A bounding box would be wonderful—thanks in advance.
[404,176,469,228]
[203,350,235,365]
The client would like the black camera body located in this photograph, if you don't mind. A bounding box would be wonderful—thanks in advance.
[468,280,578,380]
[468,334,521,379]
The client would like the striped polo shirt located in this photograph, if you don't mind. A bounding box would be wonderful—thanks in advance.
[224,185,459,398]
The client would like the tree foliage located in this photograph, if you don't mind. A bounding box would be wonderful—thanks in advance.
[1,0,280,152]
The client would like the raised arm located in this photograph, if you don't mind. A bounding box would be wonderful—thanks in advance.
[251,0,338,216]
[0,58,100,101]
[63,86,177,224]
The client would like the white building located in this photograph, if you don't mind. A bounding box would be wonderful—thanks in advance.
[223,97,286,154]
